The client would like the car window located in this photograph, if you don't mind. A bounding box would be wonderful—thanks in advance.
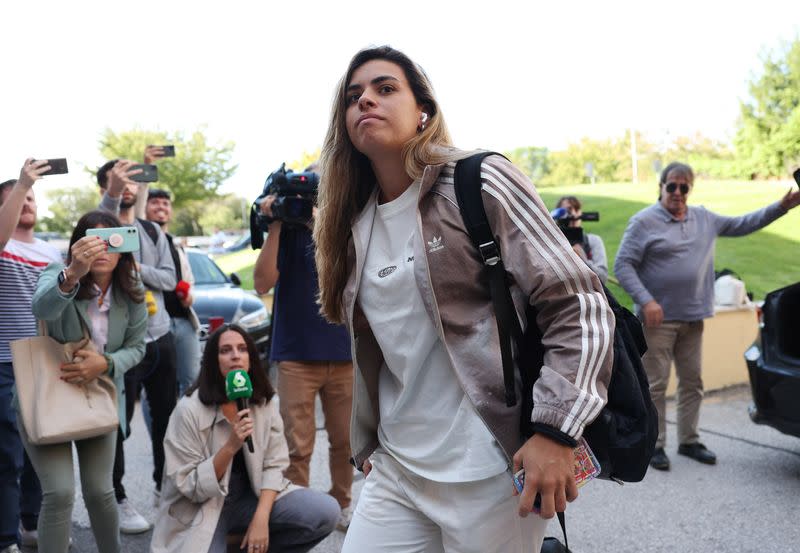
[187,252,229,285]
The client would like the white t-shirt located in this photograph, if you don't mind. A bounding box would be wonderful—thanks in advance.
[0,238,63,362]
[357,182,507,482]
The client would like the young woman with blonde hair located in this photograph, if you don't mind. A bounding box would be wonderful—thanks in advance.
[314,45,613,552]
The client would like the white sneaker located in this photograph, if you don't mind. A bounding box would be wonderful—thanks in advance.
[18,522,37,548]
[1,544,21,553]
[118,499,152,534]
[337,505,353,531]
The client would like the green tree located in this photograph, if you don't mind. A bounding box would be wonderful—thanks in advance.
[735,39,800,178]
[37,186,99,234]
[662,133,739,180]
[171,195,248,237]
[97,128,238,207]
[286,149,322,172]
[504,146,549,183]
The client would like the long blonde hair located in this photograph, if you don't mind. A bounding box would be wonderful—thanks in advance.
[315,45,467,324]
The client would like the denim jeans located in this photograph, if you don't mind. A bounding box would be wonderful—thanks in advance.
[0,361,42,549]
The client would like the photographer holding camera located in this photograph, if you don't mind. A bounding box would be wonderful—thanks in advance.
[553,196,608,284]
[253,164,354,531]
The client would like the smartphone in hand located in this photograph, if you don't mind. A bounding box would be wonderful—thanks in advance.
[130,164,159,183]
[86,226,140,253]
[513,437,601,503]
[148,145,175,157]
[35,158,69,176]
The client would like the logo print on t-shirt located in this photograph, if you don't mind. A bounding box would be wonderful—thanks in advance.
[378,266,397,278]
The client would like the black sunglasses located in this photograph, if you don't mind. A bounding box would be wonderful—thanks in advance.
[665,182,690,195]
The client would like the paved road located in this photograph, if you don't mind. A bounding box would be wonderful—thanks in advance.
[36,385,800,552]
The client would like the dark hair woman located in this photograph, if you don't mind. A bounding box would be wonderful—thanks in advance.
[151,324,339,553]
[314,46,614,551]
[25,209,147,553]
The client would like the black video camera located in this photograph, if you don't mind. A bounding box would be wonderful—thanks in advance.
[250,163,319,249]
[550,207,600,246]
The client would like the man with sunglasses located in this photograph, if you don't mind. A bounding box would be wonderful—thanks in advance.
[615,161,800,471]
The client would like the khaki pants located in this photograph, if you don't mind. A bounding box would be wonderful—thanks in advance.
[642,321,704,449]
[278,360,354,508]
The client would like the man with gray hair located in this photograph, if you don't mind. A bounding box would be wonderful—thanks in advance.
[615,162,800,471]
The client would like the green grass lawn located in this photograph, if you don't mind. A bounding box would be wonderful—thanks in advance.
[213,180,800,309]
[213,249,259,292]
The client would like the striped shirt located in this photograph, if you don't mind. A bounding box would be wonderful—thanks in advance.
[0,238,63,362]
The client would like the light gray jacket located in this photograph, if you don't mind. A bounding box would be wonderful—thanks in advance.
[150,392,297,553]
[345,155,614,470]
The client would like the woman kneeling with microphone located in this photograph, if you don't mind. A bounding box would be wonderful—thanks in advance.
[151,324,339,553]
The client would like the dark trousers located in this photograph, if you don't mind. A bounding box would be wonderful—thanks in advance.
[112,333,177,500]
[0,361,42,548]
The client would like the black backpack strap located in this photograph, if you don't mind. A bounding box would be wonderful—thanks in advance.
[454,152,520,408]
[455,153,572,552]
[137,218,160,246]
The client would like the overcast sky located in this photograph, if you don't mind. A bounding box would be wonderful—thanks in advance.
[3,0,799,208]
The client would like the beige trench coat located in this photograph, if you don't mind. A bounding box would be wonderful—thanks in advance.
[150,392,298,553]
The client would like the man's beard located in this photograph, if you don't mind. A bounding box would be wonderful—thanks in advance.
[17,220,35,231]
[120,199,136,209]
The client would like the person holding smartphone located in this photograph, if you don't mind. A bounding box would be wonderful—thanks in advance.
[97,159,178,533]
[615,162,800,471]
[0,160,62,553]
[313,46,613,552]
[24,210,147,553]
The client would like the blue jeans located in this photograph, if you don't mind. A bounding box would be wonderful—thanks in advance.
[0,361,42,548]
[142,317,199,434]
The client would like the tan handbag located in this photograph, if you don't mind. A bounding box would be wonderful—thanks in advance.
[10,321,118,445]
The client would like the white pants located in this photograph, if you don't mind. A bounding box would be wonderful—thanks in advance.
[342,450,547,553]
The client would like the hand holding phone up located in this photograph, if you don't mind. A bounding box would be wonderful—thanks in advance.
[780,168,800,212]
[106,160,144,198]
[144,145,175,164]
[17,158,55,189]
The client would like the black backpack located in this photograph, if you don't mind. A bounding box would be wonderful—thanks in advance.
[453,152,658,484]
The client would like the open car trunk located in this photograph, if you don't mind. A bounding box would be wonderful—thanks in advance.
[746,282,800,437]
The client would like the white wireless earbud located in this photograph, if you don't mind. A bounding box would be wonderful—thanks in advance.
[420,112,429,124]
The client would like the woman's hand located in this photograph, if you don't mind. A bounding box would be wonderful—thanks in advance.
[225,408,254,452]
[61,349,108,385]
[241,510,270,552]
[512,434,577,519]
[67,236,107,280]
[362,458,373,477]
